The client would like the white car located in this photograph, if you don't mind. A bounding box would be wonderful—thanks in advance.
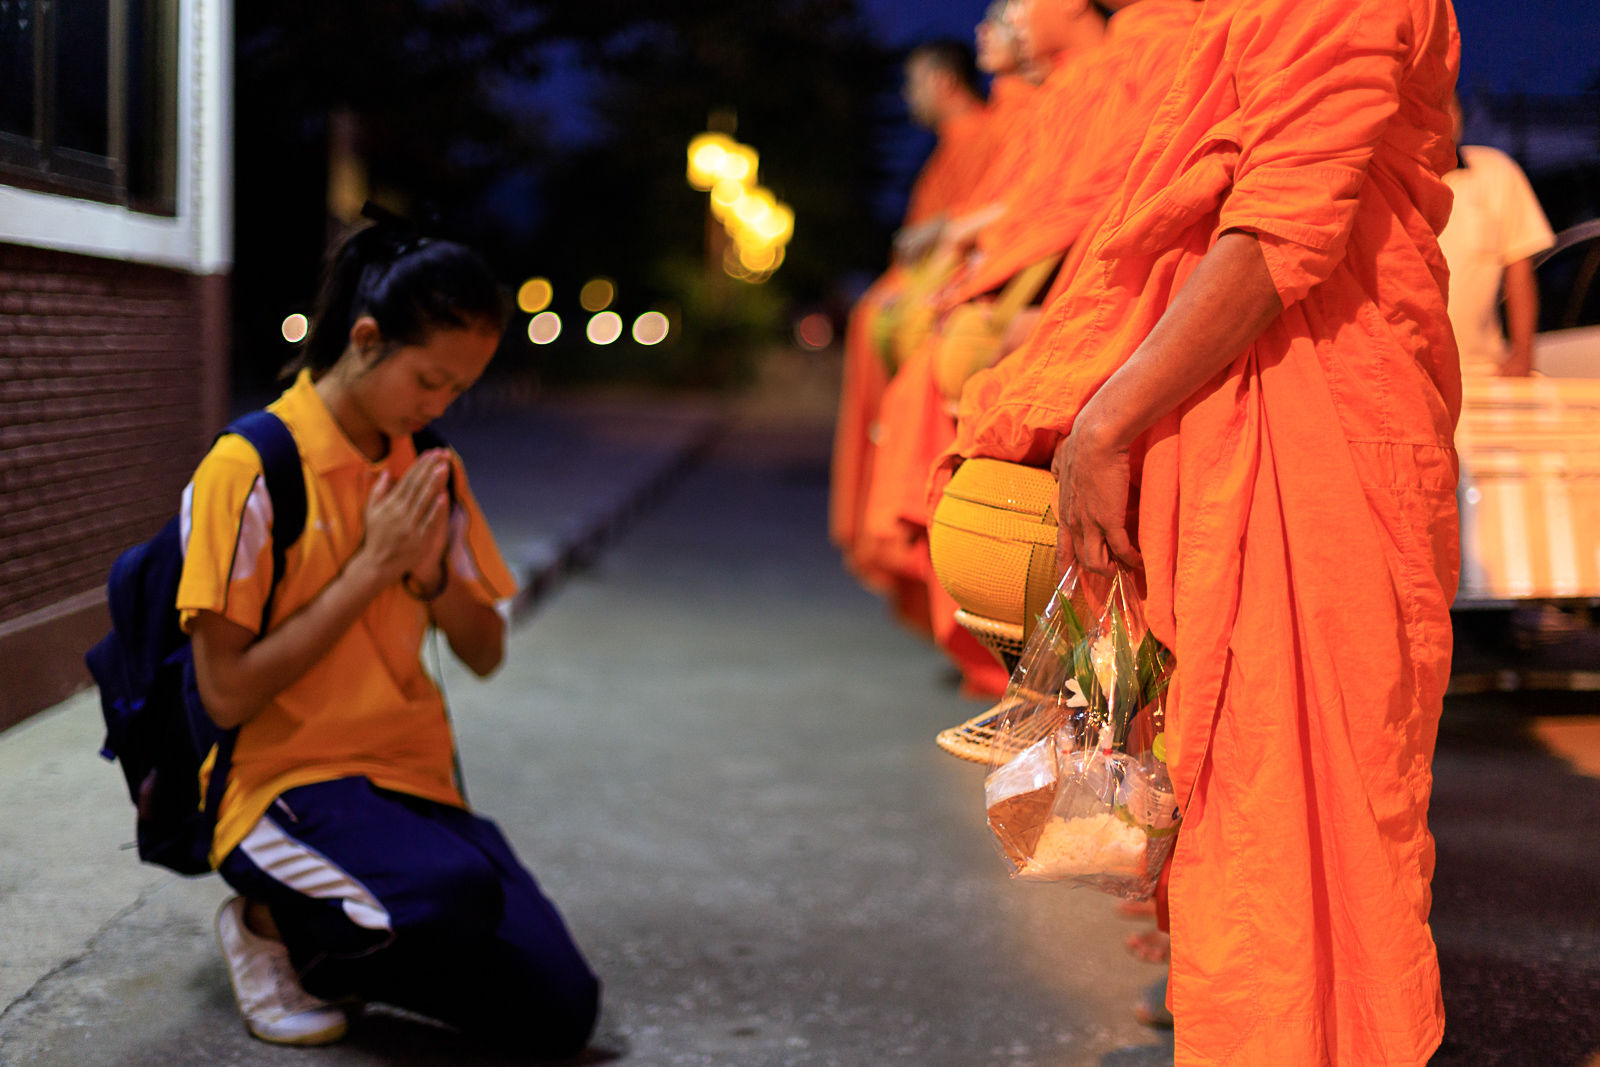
[1456,222,1600,608]
[1532,219,1600,378]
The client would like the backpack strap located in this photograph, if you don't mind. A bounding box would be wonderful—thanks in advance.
[197,411,308,847]
[226,411,308,629]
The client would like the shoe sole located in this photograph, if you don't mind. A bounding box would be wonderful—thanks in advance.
[243,1018,349,1047]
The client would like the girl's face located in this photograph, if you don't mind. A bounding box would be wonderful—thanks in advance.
[343,320,499,446]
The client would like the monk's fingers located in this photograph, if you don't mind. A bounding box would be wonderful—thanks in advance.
[1103,525,1144,571]
[1055,521,1077,578]
[1074,522,1115,578]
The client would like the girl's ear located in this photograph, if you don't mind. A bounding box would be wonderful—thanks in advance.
[348,315,383,362]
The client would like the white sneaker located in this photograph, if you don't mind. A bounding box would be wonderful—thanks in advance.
[216,896,349,1046]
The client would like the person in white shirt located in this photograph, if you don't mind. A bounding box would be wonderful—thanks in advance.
[1437,94,1556,377]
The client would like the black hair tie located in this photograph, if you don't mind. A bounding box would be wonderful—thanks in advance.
[360,200,429,259]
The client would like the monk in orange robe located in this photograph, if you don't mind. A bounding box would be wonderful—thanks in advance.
[830,37,995,607]
[940,0,1460,1060]
[864,0,1198,695]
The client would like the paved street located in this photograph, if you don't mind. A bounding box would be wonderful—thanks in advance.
[1,375,1597,1065]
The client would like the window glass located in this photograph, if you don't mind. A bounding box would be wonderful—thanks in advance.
[0,0,178,209]
[54,0,111,155]
[0,0,36,139]
[125,0,178,208]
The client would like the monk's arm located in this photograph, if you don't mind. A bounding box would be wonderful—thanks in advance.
[1499,256,1539,377]
[894,216,946,264]
[937,202,1006,258]
[1053,230,1283,574]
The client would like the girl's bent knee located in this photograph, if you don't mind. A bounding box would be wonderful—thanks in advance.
[400,855,504,941]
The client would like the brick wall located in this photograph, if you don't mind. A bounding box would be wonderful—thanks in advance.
[0,243,222,728]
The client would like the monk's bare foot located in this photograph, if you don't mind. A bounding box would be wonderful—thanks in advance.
[1116,898,1158,920]
[1135,975,1174,1029]
[1126,928,1170,963]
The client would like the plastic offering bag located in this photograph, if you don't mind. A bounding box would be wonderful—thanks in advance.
[983,563,1179,899]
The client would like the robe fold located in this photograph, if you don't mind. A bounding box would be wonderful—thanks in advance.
[942,0,1461,1061]
[862,2,1199,693]
[830,104,996,586]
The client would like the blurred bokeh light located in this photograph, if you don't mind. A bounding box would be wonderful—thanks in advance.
[586,311,623,344]
[517,278,554,314]
[528,311,562,344]
[795,312,834,350]
[632,311,670,346]
[579,278,616,312]
[281,313,309,343]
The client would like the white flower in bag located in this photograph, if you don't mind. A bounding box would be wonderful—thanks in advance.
[1064,677,1089,708]
[1090,633,1118,696]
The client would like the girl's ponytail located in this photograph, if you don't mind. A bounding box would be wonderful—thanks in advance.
[284,209,509,380]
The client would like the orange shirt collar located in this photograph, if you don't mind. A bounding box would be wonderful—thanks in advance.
[274,368,406,476]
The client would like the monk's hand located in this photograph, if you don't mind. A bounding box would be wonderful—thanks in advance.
[894,218,943,264]
[1052,413,1142,578]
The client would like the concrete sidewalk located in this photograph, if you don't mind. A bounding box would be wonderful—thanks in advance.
[0,387,729,1061]
[435,391,727,620]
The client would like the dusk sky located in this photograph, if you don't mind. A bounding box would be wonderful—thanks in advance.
[851,0,1599,224]
[856,0,1600,97]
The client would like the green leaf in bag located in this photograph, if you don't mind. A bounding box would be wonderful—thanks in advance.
[1135,630,1173,707]
[1069,639,1100,725]
[1108,593,1141,749]
[1059,595,1086,647]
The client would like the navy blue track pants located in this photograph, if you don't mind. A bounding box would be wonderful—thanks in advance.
[218,776,599,1058]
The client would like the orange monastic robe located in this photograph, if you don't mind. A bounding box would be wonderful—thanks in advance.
[862,3,1200,694]
[845,57,1084,589]
[949,0,1201,308]
[949,53,1091,222]
[904,106,997,230]
[945,0,1460,1061]
[830,103,995,587]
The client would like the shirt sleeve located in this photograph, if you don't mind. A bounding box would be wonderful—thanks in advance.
[443,450,518,606]
[1493,151,1555,266]
[176,435,274,635]
[1215,0,1413,306]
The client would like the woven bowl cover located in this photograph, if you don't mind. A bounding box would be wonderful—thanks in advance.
[932,303,1002,402]
[930,458,1061,649]
[891,299,937,373]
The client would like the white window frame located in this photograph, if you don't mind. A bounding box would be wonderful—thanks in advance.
[0,0,230,274]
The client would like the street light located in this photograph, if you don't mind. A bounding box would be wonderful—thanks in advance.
[687,132,735,190]
[687,128,794,285]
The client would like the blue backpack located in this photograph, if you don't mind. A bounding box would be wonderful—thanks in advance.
[87,412,307,875]
[88,414,453,875]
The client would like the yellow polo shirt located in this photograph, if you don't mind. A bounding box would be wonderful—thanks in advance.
[176,370,517,866]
